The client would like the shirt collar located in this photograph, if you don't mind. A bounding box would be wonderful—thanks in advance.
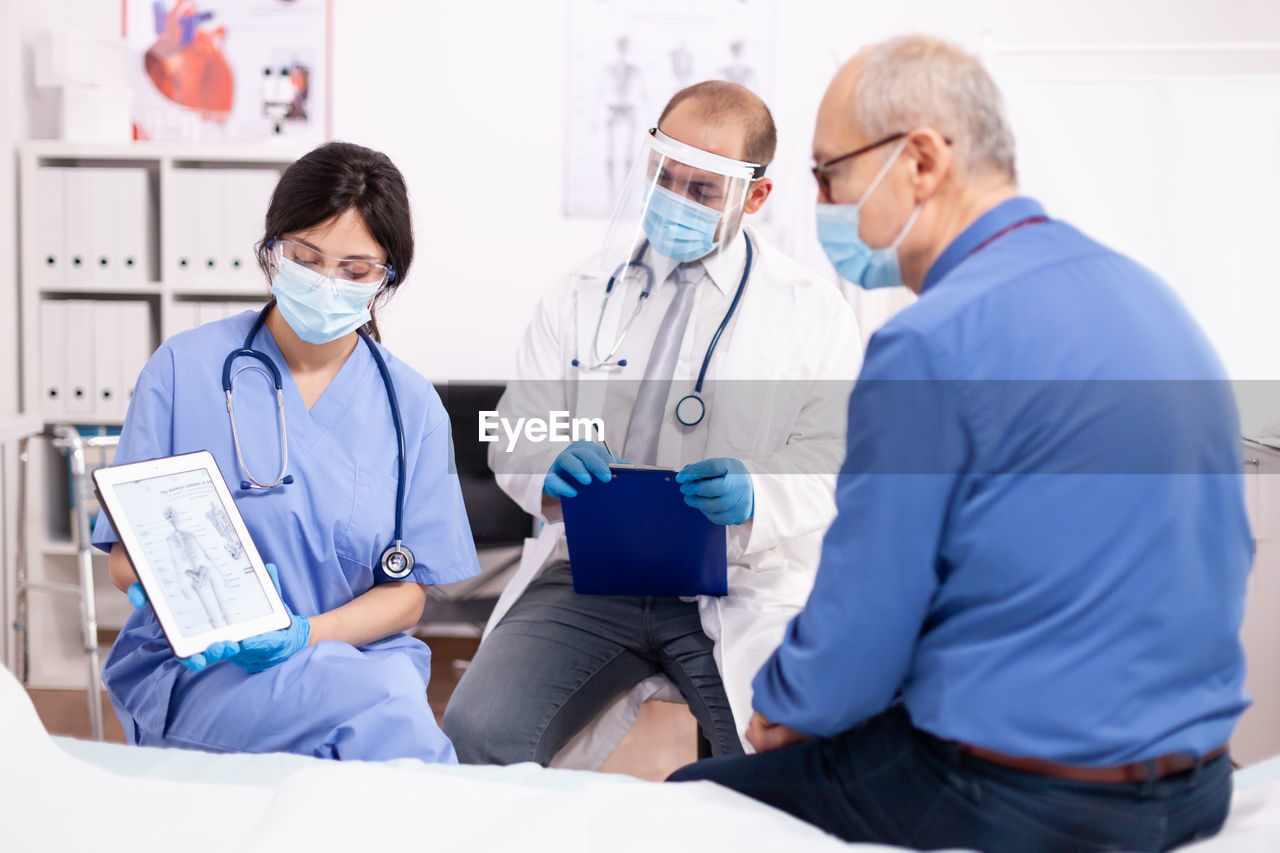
[650,227,746,297]
[921,196,1047,294]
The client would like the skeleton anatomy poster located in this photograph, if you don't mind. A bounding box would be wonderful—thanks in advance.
[564,0,777,219]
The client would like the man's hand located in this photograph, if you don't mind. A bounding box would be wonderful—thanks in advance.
[543,441,615,499]
[676,457,754,525]
[745,711,811,753]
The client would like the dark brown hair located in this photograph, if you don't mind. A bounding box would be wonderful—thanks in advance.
[657,80,777,169]
[255,141,413,342]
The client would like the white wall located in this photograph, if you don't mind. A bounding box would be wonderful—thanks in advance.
[5,1,1280,387]
[331,0,1280,384]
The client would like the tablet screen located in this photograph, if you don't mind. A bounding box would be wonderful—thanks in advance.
[112,468,272,635]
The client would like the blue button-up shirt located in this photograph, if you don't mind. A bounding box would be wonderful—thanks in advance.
[752,197,1252,764]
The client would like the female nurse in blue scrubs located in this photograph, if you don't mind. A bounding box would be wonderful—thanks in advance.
[94,142,480,762]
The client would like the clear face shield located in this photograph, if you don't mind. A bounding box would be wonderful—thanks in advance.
[594,127,762,277]
[577,128,762,370]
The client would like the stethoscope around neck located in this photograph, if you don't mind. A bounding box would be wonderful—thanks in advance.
[572,232,754,427]
[221,302,416,580]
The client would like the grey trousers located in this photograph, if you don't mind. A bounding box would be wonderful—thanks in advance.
[442,562,743,766]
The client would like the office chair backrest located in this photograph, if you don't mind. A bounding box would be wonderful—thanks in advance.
[435,383,532,548]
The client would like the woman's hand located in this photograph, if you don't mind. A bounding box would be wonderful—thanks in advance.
[224,563,310,673]
[179,562,427,675]
[126,582,148,608]
[108,544,140,593]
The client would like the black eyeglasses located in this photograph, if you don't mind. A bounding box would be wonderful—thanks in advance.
[810,132,907,198]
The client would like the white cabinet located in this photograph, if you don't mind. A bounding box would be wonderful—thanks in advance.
[1235,440,1280,765]
[16,141,301,688]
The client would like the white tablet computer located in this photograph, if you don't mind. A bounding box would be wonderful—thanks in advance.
[92,450,291,659]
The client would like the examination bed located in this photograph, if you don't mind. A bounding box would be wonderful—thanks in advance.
[3,667,1278,852]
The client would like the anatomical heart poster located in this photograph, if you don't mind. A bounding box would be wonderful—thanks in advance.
[126,0,329,143]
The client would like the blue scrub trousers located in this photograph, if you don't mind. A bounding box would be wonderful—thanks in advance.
[668,706,1232,852]
[134,640,457,764]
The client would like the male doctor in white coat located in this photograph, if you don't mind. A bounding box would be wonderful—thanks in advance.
[443,81,861,767]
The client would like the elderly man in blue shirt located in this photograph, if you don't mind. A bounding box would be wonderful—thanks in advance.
[669,35,1252,853]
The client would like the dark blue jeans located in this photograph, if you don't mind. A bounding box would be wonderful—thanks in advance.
[668,706,1232,852]
[443,562,742,765]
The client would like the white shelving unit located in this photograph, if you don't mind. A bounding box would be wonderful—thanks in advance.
[16,141,301,689]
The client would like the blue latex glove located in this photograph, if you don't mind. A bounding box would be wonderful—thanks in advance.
[226,563,311,674]
[676,458,755,525]
[543,441,615,499]
[127,581,240,671]
[180,640,242,673]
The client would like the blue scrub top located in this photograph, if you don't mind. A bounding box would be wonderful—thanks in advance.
[752,198,1252,765]
[94,311,480,738]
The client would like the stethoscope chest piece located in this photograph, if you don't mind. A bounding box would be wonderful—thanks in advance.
[380,543,415,580]
[675,393,706,427]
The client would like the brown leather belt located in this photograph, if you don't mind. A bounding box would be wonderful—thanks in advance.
[957,743,1228,784]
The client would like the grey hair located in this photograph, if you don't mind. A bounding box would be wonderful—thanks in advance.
[852,36,1016,182]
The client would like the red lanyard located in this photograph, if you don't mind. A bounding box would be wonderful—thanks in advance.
[967,215,1048,258]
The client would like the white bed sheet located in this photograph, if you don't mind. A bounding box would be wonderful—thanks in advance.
[0,667,902,853]
[5,663,1279,852]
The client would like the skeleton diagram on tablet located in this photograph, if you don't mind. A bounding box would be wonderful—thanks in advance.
[115,471,271,635]
[162,504,231,628]
[206,501,244,559]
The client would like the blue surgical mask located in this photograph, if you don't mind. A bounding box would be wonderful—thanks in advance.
[270,256,378,345]
[642,183,722,262]
[815,140,920,290]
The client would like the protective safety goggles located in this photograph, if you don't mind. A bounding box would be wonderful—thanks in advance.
[267,237,396,293]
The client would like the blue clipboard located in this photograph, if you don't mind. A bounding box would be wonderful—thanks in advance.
[561,465,728,597]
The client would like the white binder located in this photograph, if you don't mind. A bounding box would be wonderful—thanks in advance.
[224,171,256,285]
[197,300,225,327]
[166,300,200,338]
[64,170,91,284]
[34,167,67,283]
[117,301,154,412]
[228,299,263,320]
[39,300,66,413]
[168,168,199,282]
[92,301,121,416]
[87,168,119,286]
[116,167,152,285]
[64,300,95,414]
[194,170,226,283]
[230,168,278,286]
[255,169,280,253]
